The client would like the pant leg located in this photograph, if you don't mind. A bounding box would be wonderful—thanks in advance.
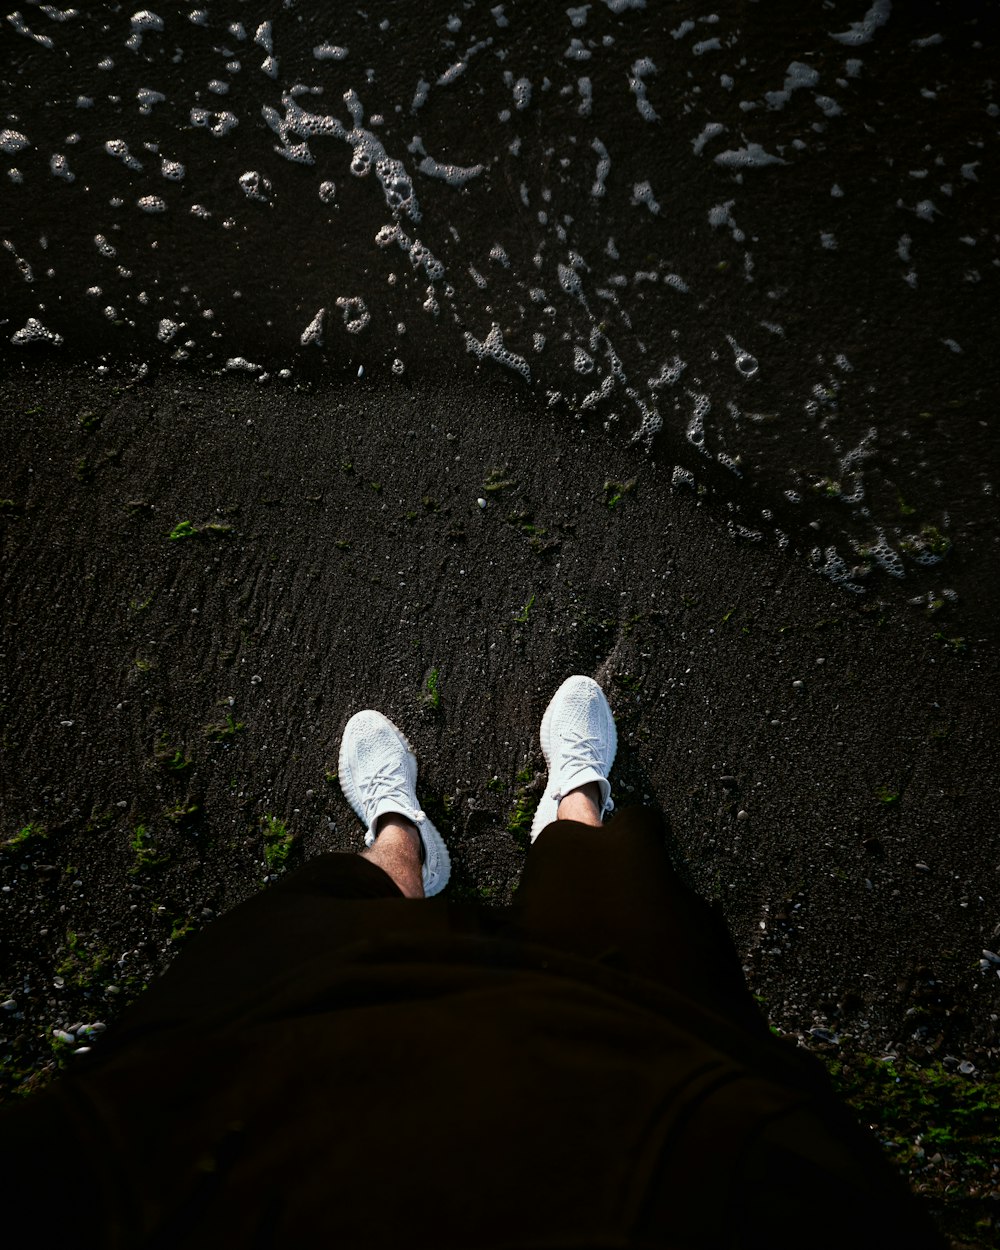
[104,853,405,1045]
[508,806,767,1033]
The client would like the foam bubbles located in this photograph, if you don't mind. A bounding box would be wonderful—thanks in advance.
[812,546,864,592]
[512,77,532,110]
[11,317,63,347]
[631,181,661,214]
[300,308,325,346]
[557,262,583,296]
[590,139,610,197]
[50,154,74,182]
[1,130,30,155]
[2,239,33,282]
[239,170,272,202]
[692,122,725,156]
[137,194,167,212]
[708,200,744,241]
[336,296,370,333]
[105,138,142,170]
[765,61,819,110]
[868,531,905,578]
[686,391,710,450]
[648,357,685,388]
[190,109,239,138]
[728,337,759,378]
[463,322,531,380]
[418,155,484,187]
[8,11,54,48]
[830,0,891,47]
[629,58,659,122]
[138,87,166,115]
[157,318,178,342]
[573,346,595,373]
[714,143,786,169]
[314,43,349,60]
[127,10,164,53]
[161,157,185,180]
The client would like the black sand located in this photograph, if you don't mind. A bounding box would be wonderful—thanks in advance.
[2,368,997,1097]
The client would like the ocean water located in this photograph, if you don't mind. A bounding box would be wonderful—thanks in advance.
[2,1,997,623]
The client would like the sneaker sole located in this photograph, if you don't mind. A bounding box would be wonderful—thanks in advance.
[338,714,451,896]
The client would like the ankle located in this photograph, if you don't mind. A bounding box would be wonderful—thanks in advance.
[556,781,603,826]
[374,813,424,863]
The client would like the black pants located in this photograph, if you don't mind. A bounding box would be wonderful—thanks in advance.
[2,807,944,1249]
[109,806,766,1048]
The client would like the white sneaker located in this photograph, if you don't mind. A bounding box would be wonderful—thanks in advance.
[338,710,451,896]
[529,675,617,842]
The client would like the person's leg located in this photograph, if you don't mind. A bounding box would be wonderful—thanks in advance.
[361,813,424,899]
[554,780,603,826]
[104,710,443,1045]
[512,675,765,1032]
[338,708,450,897]
[515,801,766,1032]
[101,852,406,1046]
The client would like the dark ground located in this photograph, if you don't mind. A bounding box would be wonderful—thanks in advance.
[1,362,998,1242]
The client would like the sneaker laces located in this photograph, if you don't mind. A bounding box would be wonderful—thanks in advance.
[363,758,419,827]
[553,728,607,798]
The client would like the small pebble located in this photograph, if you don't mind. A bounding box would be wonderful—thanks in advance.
[477,497,487,509]
[982,949,1000,965]
[2,999,17,1011]
[958,1060,976,1075]
[915,862,930,872]
[737,809,748,821]
[720,775,736,789]
[792,679,804,689]
[73,1046,92,1055]
[52,1029,75,1044]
